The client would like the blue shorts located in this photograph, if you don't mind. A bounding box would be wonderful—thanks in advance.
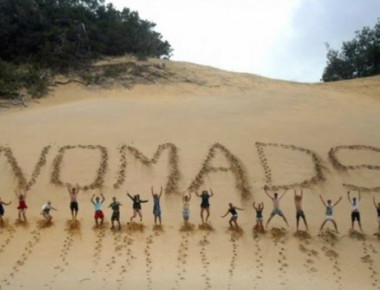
[153,208,161,218]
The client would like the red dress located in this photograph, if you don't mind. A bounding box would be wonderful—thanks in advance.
[18,199,27,210]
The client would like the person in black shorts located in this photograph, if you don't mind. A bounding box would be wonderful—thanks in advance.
[109,197,122,230]
[67,184,80,220]
[221,203,244,229]
[127,193,148,222]
[196,189,214,224]
[347,191,362,232]
[294,188,308,232]
[0,197,11,225]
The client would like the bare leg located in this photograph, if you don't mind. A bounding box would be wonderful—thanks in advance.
[159,216,162,225]
[100,217,104,225]
[296,216,300,231]
[281,214,289,227]
[117,220,121,230]
[130,210,137,222]
[358,220,363,232]
[95,218,99,227]
[331,220,339,233]
[229,217,233,228]
[22,211,27,222]
[265,215,274,228]
[200,208,204,223]
[137,210,142,222]
[302,216,309,231]
[320,219,328,232]
[205,208,210,223]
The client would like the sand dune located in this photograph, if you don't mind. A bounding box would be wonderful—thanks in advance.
[0,58,380,289]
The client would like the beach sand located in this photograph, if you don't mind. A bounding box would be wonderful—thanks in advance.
[0,58,380,289]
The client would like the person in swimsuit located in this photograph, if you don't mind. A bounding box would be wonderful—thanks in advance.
[221,203,244,229]
[294,188,308,232]
[15,190,28,222]
[253,201,264,232]
[109,197,122,230]
[373,196,380,233]
[151,186,163,226]
[127,193,148,222]
[0,197,11,225]
[91,193,105,227]
[264,185,289,228]
[67,184,80,220]
[196,189,214,224]
[182,191,192,225]
[347,191,362,232]
[319,194,342,233]
[41,201,57,224]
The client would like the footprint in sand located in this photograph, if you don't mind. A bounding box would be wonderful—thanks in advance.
[6,225,42,286]
[227,233,239,290]
[174,232,190,288]
[145,234,155,290]
[199,231,212,290]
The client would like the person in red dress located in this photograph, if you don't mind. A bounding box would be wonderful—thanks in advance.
[15,190,28,222]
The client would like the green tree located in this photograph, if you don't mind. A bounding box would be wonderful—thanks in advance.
[322,19,380,82]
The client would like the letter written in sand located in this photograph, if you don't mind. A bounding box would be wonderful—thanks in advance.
[329,145,380,191]
[51,145,108,190]
[255,142,325,190]
[0,146,51,191]
[188,143,251,200]
[115,143,180,194]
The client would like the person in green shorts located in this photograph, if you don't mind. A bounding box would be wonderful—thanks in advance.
[109,197,122,230]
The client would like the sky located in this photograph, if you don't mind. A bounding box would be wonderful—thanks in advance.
[108,0,380,83]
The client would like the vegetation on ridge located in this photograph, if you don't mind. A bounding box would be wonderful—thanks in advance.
[0,0,172,99]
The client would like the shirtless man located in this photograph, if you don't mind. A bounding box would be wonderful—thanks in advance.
[67,184,80,220]
[264,185,289,228]
[294,188,308,232]
[347,191,362,232]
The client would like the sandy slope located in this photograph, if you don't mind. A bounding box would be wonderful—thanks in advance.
[0,58,380,290]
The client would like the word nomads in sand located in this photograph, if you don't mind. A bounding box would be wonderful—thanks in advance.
[294,188,308,232]
[109,197,122,230]
[221,203,243,229]
[347,191,363,232]
[264,185,289,228]
[196,189,214,224]
[41,201,57,224]
[67,184,80,221]
[253,201,264,232]
[182,191,191,226]
[91,193,105,227]
[152,186,163,226]
[0,197,11,225]
[319,194,342,234]
[127,193,148,222]
[15,190,28,223]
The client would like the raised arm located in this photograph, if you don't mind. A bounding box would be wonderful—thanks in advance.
[210,189,214,197]
[235,207,244,211]
[159,186,163,198]
[358,190,361,201]
[195,191,201,197]
[3,200,11,206]
[373,196,377,208]
[151,186,154,198]
[347,191,351,203]
[127,193,134,201]
[100,193,105,203]
[264,186,273,199]
[319,195,326,206]
[334,196,343,207]
[221,209,229,218]
[252,201,257,210]
[261,202,264,210]
[91,194,95,205]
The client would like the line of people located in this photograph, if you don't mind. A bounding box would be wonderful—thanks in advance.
[0,186,380,235]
